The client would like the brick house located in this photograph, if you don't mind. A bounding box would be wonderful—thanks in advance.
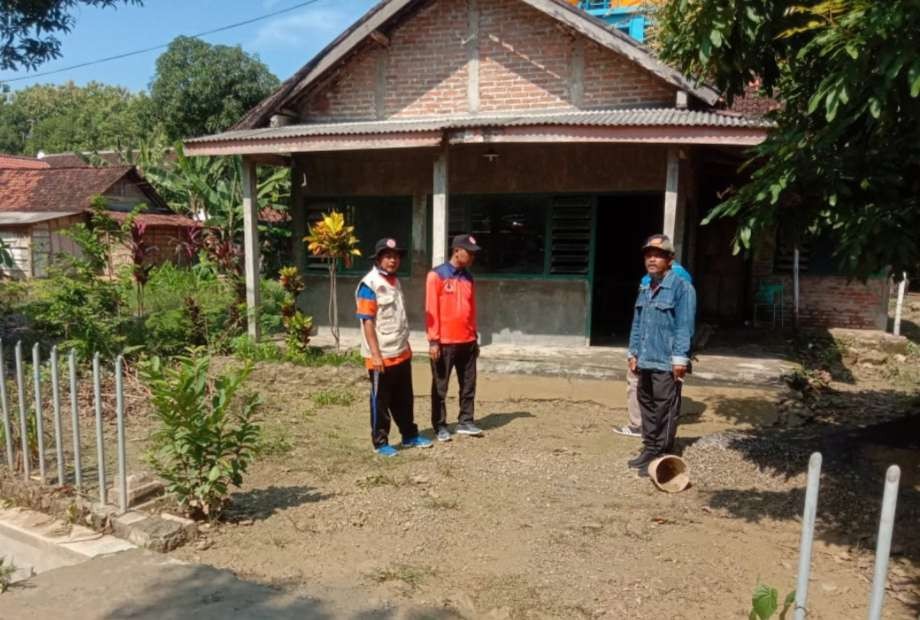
[0,157,197,279]
[185,0,888,344]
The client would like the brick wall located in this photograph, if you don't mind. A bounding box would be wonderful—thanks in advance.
[581,39,674,108]
[300,0,677,121]
[304,44,378,120]
[110,225,189,271]
[387,0,468,117]
[751,232,888,330]
[477,0,572,111]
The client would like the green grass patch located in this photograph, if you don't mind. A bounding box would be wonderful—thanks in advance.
[312,388,356,407]
[255,427,295,458]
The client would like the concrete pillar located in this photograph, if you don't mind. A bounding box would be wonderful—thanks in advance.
[241,156,261,340]
[412,193,428,274]
[290,159,307,274]
[432,145,449,267]
[663,146,687,262]
[569,38,585,107]
[467,0,480,114]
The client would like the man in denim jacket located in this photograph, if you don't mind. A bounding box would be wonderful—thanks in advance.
[626,234,697,476]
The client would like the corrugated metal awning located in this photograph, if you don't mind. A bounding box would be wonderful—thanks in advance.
[187,108,773,145]
[0,211,82,225]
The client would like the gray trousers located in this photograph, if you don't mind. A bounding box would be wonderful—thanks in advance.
[626,368,642,428]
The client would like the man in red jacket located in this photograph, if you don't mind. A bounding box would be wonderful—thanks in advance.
[426,234,483,441]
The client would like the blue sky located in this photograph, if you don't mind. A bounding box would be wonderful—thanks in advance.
[0,0,378,92]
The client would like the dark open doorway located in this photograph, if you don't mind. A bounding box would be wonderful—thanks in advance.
[590,193,663,346]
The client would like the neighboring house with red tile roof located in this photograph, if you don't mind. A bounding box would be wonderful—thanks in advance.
[0,154,51,170]
[0,157,197,279]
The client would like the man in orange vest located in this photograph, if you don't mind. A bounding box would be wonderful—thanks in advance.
[357,238,432,456]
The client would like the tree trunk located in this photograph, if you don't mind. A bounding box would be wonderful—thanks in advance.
[328,260,340,351]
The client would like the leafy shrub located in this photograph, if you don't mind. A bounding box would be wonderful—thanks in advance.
[277,266,313,355]
[140,351,261,520]
[749,583,795,620]
[28,272,126,358]
[0,556,15,593]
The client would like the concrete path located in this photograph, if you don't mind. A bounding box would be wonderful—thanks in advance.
[1,549,463,619]
[0,506,134,583]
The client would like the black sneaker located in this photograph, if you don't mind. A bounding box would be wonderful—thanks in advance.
[637,463,651,478]
[628,450,657,469]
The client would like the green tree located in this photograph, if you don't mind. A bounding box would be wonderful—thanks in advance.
[658,0,920,279]
[148,36,279,141]
[0,82,150,155]
[0,1,141,71]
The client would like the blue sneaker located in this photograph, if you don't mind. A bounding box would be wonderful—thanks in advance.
[375,445,398,457]
[401,435,433,449]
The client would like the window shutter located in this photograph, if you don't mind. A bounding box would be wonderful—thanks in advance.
[549,196,592,275]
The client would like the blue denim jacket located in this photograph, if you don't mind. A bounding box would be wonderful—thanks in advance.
[628,269,697,372]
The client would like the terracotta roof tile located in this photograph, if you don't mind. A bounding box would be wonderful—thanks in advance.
[108,211,199,228]
[0,166,136,212]
[0,154,50,169]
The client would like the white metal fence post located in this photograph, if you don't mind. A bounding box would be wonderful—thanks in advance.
[115,355,127,513]
[15,341,29,480]
[50,346,65,486]
[69,349,82,491]
[93,353,106,504]
[32,343,46,482]
[867,465,901,620]
[794,452,822,620]
[0,339,13,469]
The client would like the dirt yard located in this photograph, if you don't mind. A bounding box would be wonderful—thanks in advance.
[153,357,920,619]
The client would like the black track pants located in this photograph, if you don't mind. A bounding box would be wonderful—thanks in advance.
[636,369,682,455]
[368,358,418,448]
[430,341,477,430]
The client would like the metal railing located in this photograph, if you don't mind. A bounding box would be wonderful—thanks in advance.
[794,452,902,620]
[0,339,129,513]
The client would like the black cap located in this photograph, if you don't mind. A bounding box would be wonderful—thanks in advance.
[373,237,407,258]
[451,233,482,253]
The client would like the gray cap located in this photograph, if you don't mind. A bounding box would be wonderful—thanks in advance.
[641,234,674,255]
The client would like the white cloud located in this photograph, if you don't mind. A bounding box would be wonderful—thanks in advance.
[251,6,354,49]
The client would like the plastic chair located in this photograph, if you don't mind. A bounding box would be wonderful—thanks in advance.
[754,282,785,328]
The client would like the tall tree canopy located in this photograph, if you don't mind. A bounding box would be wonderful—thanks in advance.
[0,81,150,154]
[148,36,279,141]
[0,0,141,71]
[658,0,920,279]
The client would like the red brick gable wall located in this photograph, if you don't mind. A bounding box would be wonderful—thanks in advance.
[582,39,674,108]
[301,0,677,121]
[478,0,571,111]
[386,0,469,117]
[305,44,379,120]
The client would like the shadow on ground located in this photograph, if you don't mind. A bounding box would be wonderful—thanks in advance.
[704,413,920,613]
[889,317,920,346]
[477,410,535,431]
[224,485,332,522]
